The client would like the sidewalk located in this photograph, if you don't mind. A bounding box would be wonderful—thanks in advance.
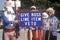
[0,29,60,40]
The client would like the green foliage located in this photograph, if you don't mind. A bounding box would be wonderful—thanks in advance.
[21,0,60,9]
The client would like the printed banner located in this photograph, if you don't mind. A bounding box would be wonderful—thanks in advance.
[20,12,42,27]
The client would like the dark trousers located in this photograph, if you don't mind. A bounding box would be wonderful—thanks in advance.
[51,36,57,40]
[45,30,57,40]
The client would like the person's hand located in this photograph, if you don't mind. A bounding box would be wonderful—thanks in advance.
[13,20,20,23]
[49,23,53,26]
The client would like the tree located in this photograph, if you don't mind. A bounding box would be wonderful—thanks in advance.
[21,0,60,9]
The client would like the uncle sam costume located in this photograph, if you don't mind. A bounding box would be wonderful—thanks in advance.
[2,11,18,40]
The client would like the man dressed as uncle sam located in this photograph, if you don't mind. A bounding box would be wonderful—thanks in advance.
[2,7,19,40]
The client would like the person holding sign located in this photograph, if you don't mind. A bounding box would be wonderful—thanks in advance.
[45,8,58,40]
[28,6,42,40]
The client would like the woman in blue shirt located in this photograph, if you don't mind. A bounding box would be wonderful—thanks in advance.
[45,7,58,40]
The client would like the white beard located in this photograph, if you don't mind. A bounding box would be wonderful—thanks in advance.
[5,14,15,21]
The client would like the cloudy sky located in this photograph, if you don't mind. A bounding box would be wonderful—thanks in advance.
[0,0,6,10]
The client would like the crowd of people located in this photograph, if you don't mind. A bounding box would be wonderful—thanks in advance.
[1,6,59,40]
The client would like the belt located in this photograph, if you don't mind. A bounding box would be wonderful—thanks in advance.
[4,29,15,32]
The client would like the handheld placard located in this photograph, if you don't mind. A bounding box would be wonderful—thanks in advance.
[20,12,42,40]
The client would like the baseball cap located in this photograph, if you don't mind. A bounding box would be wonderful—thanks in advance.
[42,12,48,18]
[30,6,36,10]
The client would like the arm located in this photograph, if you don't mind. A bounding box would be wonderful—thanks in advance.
[2,14,12,24]
[14,15,19,23]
